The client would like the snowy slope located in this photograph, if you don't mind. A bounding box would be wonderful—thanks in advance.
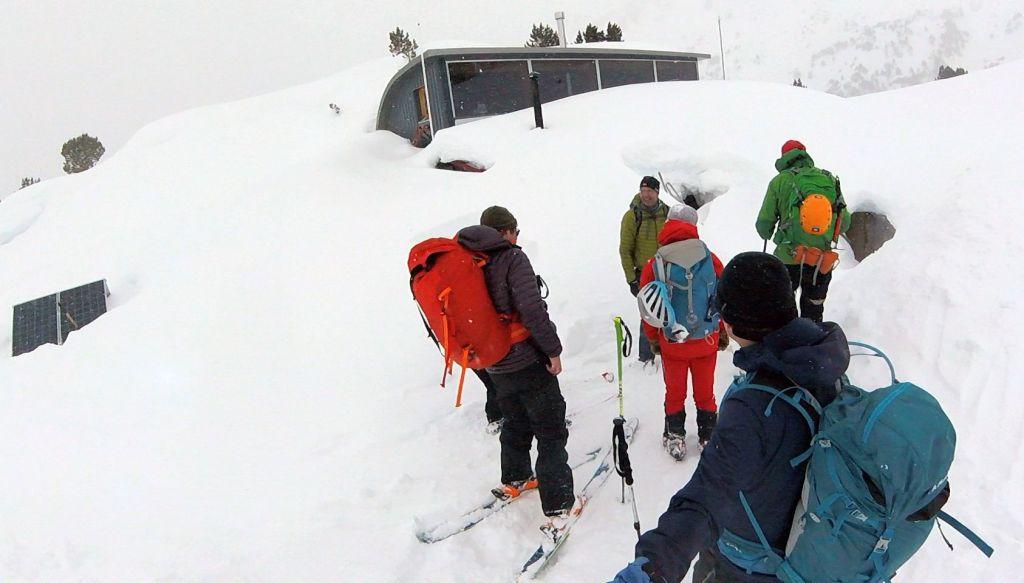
[1,52,1022,581]
[5,1,1024,193]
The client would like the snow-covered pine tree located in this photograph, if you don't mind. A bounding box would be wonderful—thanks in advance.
[605,22,623,41]
[60,134,105,174]
[583,23,606,42]
[936,65,968,80]
[526,23,560,47]
[388,27,418,61]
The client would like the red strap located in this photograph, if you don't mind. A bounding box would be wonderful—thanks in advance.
[455,347,470,408]
[438,287,453,387]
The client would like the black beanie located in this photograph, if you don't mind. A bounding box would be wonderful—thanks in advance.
[639,175,660,191]
[480,206,517,232]
[715,252,798,342]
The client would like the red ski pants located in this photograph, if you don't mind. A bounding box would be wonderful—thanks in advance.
[662,352,718,415]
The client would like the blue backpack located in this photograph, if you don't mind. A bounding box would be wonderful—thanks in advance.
[717,343,993,582]
[647,239,719,342]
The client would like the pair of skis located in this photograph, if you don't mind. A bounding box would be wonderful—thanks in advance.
[414,441,606,544]
[415,417,639,580]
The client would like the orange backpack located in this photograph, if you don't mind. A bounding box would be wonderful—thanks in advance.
[408,237,530,407]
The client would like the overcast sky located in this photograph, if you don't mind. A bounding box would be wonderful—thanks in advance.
[1,0,597,192]
[3,1,1019,193]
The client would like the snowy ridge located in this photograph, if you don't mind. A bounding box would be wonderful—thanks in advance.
[7,1,1024,191]
[0,50,1021,581]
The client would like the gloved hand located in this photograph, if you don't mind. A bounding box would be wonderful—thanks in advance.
[649,340,661,356]
[629,280,640,297]
[610,557,652,583]
[718,332,730,351]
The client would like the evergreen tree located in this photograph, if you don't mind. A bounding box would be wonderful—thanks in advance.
[388,27,418,61]
[582,23,606,43]
[526,23,560,47]
[20,177,41,189]
[60,134,105,174]
[605,22,623,41]
[936,65,968,80]
[574,31,584,44]
[793,78,805,87]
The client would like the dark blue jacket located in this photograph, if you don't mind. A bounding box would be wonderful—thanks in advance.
[634,319,850,583]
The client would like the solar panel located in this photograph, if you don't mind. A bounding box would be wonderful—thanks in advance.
[12,279,109,356]
[12,294,59,356]
[58,280,109,343]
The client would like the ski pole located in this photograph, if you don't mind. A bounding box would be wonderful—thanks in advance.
[612,317,641,539]
[613,317,631,417]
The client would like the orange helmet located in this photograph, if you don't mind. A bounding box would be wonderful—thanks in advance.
[799,194,834,235]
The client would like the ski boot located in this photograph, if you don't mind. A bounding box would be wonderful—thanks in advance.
[664,410,687,461]
[697,409,718,449]
[663,432,688,461]
[491,476,538,501]
[540,495,585,542]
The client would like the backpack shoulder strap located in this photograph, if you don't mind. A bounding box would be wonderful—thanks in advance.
[936,511,995,558]
[633,207,643,240]
[727,380,822,466]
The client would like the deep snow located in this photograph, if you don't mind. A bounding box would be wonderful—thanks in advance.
[1,53,1022,581]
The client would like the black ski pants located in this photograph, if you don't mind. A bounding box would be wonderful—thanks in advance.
[473,369,502,423]
[786,264,832,323]
[490,360,574,515]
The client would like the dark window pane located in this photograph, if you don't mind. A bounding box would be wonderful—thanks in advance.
[531,60,599,103]
[656,61,699,81]
[448,61,531,120]
[599,60,655,89]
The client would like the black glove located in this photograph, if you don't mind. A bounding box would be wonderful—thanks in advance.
[629,280,640,297]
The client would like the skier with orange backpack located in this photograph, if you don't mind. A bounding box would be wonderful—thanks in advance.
[756,140,852,322]
[408,206,576,534]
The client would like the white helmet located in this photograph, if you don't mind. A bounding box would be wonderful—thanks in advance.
[637,281,689,341]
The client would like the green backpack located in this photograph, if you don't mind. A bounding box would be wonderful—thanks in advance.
[778,167,844,250]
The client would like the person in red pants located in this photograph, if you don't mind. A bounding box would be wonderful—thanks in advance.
[639,205,729,460]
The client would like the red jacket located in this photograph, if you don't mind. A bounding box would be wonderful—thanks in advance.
[640,221,725,359]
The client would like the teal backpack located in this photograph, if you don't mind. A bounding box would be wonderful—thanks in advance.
[638,239,720,342]
[717,342,993,582]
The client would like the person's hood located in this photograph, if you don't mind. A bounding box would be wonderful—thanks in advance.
[774,148,815,172]
[456,225,513,253]
[658,220,699,245]
[630,194,668,216]
[733,318,850,405]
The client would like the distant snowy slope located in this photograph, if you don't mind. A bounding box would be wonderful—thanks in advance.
[0,48,1020,581]
[5,1,1023,192]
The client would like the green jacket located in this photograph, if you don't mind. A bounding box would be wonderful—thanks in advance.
[755,150,852,264]
[619,194,669,282]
